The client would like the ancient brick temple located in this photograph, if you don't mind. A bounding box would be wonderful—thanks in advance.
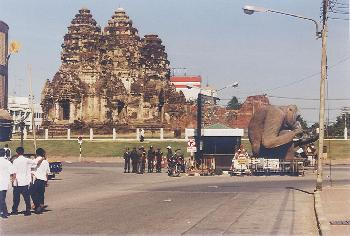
[41,8,186,129]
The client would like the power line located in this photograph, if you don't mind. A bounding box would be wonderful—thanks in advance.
[267,95,350,101]
[239,55,350,95]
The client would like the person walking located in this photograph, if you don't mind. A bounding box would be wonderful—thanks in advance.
[155,148,163,173]
[130,147,138,173]
[31,148,50,214]
[123,148,131,173]
[147,146,155,173]
[3,144,11,161]
[11,147,41,216]
[0,148,14,218]
[139,129,145,142]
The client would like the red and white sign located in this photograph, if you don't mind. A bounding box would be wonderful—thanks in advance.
[187,139,197,153]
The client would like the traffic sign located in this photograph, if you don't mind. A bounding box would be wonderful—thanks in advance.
[187,147,197,153]
[187,139,196,147]
[78,136,83,144]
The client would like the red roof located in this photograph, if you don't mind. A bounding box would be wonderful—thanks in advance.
[170,76,201,82]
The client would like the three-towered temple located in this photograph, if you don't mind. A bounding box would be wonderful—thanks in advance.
[41,8,186,129]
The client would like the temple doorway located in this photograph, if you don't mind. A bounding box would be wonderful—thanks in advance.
[59,100,70,120]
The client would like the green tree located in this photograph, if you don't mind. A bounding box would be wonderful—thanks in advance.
[326,114,349,138]
[226,96,241,110]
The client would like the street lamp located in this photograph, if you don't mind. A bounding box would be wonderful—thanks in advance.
[243,4,327,191]
[242,5,322,39]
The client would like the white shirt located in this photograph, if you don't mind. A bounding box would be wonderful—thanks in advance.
[13,155,37,186]
[34,159,50,181]
[0,157,15,190]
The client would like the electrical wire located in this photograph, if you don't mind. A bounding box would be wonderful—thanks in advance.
[238,55,350,95]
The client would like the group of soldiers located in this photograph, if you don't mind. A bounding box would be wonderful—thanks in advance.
[123,146,173,174]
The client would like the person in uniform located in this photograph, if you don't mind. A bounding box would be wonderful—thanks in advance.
[166,146,173,162]
[123,148,131,173]
[155,148,163,173]
[0,148,14,218]
[147,146,155,173]
[130,147,138,173]
[139,148,146,174]
[31,148,50,214]
[12,147,42,216]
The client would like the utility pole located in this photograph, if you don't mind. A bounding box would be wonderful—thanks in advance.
[27,65,37,151]
[196,93,203,164]
[316,0,328,191]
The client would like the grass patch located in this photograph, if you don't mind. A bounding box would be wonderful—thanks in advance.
[3,140,187,158]
[2,139,349,159]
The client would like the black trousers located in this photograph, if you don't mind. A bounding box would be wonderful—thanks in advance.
[147,159,154,172]
[131,160,138,173]
[156,161,162,172]
[0,190,8,215]
[124,159,130,172]
[31,179,46,208]
[12,185,31,212]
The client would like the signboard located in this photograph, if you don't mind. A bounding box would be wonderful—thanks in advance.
[78,136,83,144]
[187,138,197,153]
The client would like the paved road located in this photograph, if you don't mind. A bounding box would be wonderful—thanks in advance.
[1,163,349,235]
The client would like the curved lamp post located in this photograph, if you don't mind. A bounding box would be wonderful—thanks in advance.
[243,5,321,39]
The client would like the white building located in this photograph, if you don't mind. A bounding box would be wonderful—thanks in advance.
[170,76,218,101]
[7,96,43,132]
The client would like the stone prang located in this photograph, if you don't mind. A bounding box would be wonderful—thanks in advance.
[41,8,185,129]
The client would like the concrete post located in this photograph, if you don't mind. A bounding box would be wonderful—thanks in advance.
[136,128,140,140]
[160,128,164,140]
[90,128,93,140]
[113,128,116,140]
[67,128,71,140]
[344,126,348,140]
[45,129,48,140]
[24,128,27,140]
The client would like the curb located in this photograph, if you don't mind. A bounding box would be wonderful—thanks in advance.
[314,190,330,235]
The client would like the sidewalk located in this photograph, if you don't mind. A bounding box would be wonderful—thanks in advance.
[314,160,350,236]
[316,186,350,236]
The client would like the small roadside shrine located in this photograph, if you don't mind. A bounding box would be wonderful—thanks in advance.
[185,123,244,171]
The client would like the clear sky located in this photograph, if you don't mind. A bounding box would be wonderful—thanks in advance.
[1,0,349,124]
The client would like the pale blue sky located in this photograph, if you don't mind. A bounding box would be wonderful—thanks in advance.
[0,0,349,123]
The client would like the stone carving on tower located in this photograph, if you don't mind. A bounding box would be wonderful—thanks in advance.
[41,7,186,129]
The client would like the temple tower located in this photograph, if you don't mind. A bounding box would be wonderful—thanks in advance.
[103,8,142,92]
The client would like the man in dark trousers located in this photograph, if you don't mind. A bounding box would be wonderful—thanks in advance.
[155,148,163,173]
[12,147,42,216]
[31,148,50,214]
[138,147,146,174]
[123,148,131,173]
[147,146,155,173]
[130,147,138,173]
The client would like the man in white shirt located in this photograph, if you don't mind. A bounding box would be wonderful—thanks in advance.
[0,148,14,218]
[11,147,41,216]
[31,148,50,214]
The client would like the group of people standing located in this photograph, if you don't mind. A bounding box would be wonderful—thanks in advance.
[0,146,50,218]
[123,146,174,174]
